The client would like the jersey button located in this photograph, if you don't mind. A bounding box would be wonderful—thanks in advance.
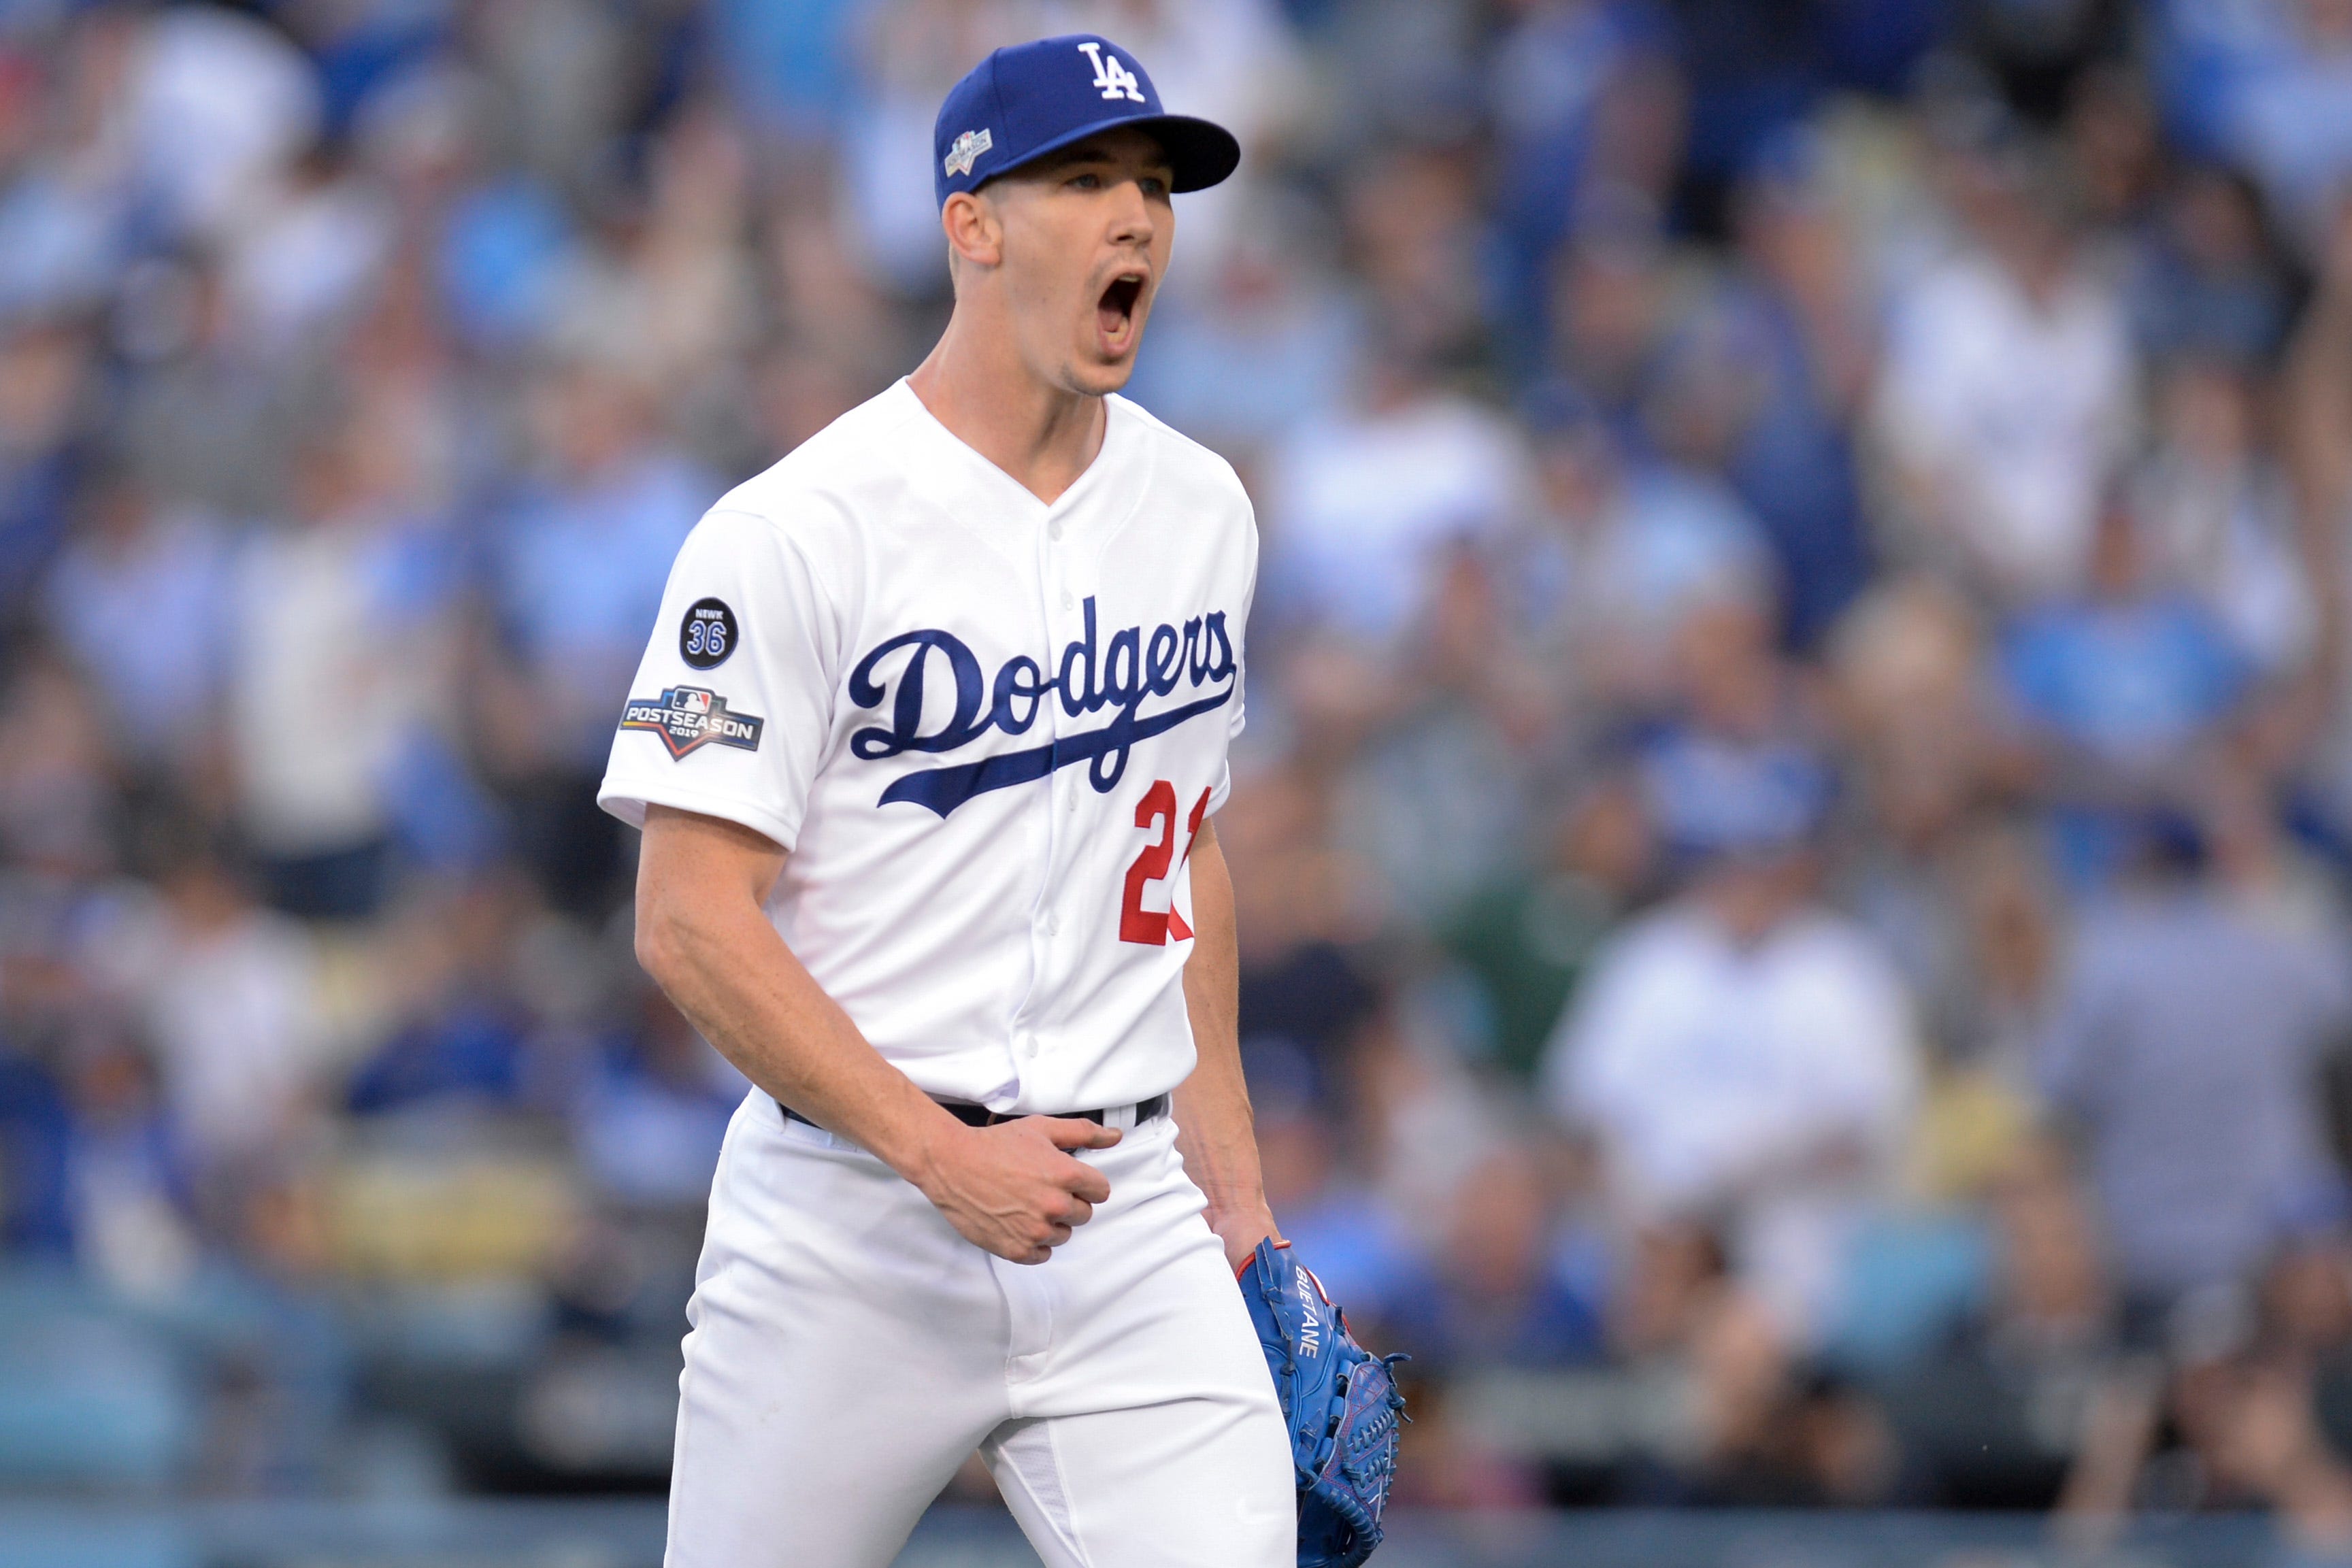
[1048,519,1064,542]
[1043,912,1060,935]
[1059,588,1075,610]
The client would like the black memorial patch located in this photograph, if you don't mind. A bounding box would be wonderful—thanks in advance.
[619,686,765,760]
[680,597,739,670]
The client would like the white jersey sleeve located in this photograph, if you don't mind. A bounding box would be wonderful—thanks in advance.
[597,505,843,852]
[1204,495,1255,816]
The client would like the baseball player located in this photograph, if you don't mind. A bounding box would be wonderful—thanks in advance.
[601,34,1298,1568]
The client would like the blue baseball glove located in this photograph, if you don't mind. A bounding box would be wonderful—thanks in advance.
[1237,1238,1408,1568]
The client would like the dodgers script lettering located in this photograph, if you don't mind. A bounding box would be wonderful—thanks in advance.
[847,597,1236,818]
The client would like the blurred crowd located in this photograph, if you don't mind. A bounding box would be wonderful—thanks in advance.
[3,0,2352,1539]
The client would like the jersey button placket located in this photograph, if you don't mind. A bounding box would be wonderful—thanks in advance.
[1021,507,1073,1092]
[1045,519,1080,828]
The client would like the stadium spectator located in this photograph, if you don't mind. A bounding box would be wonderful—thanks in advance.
[2201,0,2352,253]
[227,410,461,920]
[1872,132,2137,603]
[116,836,325,1192]
[2132,356,2318,678]
[1877,1137,2126,1509]
[1261,325,1531,653]
[1444,772,1656,1082]
[1504,384,1775,719]
[2126,165,2296,365]
[1248,1047,1422,1332]
[1543,724,1921,1348]
[1385,1136,1608,1373]
[1706,137,1878,650]
[2036,820,2352,1329]
[0,318,94,610]
[2000,498,2251,886]
[43,465,232,773]
[478,348,712,918]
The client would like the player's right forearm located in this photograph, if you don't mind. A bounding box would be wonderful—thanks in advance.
[634,806,960,1181]
[635,808,1121,1265]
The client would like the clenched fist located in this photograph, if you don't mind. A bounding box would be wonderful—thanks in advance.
[912,1115,1120,1263]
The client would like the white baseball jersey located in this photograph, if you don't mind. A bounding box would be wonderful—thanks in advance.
[598,379,1255,1116]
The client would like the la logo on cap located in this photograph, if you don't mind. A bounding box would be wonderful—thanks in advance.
[944,127,993,178]
[1076,41,1144,103]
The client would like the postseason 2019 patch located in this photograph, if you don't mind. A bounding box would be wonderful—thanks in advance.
[620,686,765,760]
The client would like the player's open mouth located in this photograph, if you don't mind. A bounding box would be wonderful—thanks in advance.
[1097,273,1145,349]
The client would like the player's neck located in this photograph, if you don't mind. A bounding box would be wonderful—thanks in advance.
[907,318,1107,507]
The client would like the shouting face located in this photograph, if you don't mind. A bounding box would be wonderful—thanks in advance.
[952,126,1176,396]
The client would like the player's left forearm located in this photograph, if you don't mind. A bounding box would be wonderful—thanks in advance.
[1172,820,1280,1271]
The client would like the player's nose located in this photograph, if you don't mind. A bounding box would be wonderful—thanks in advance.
[1104,178,1156,248]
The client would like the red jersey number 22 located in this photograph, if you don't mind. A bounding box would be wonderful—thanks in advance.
[1119,780,1211,946]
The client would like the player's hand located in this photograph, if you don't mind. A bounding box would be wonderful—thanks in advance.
[912,1115,1120,1264]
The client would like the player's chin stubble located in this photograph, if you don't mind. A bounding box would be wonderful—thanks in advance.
[1061,334,1139,396]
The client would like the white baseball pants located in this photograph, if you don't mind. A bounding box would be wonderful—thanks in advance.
[663,1092,1294,1567]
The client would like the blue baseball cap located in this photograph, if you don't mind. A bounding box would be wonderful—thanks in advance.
[933,34,1240,209]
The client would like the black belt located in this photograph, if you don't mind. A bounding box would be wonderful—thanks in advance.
[776,1092,1169,1132]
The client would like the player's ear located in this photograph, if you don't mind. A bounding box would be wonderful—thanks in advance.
[941,190,1003,273]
